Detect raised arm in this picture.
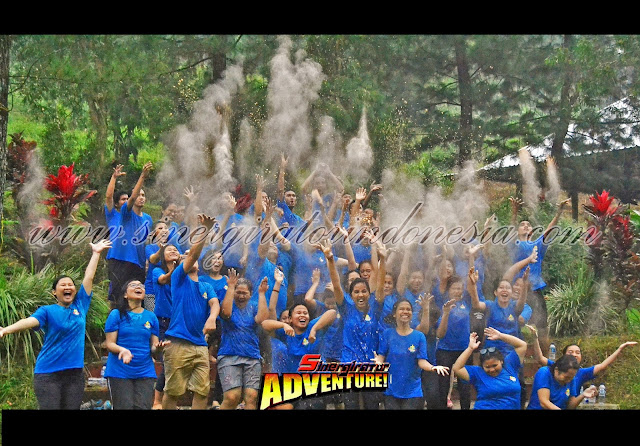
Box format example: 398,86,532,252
303,268,322,313
127,161,152,210
468,266,485,312
277,153,288,202
255,276,270,325
183,214,216,274
526,324,548,366
82,239,112,295
514,267,530,316
308,309,337,344
436,299,456,339
220,268,239,319
453,332,481,382
105,164,126,211
484,326,527,363
593,341,638,376
543,198,571,239
374,242,388,304
267,269,285,321
254,174,266,225
318,239,344,306
502,246,538,283
415,294,434,335
338,226,357,273
396,243,417,294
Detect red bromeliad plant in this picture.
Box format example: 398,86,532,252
42,163,97,227
583,190,622,279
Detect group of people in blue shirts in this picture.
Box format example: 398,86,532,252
0,159,636,411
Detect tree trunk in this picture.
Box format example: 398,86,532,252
550,35,574,164
455,37,473,167
0,35,12,223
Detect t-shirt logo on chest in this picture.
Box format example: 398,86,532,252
508,314,515,321
73,309,80,316
303,338,309,346
144,321,151,329
364,314,371,322
509,376,516,382
203,292,208,299
408,344,416,353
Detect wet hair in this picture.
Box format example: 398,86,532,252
158,243,181,273
549,353,579,375
288,301,312,317
383,298,414,326
201,249,227,275
349,277,371,295
358,259,373,272
480,346,504,364
446,275,464,291
52,275,75,291
114,190,128,205
235,278,253,294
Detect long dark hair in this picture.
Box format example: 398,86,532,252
117,279,141,321
549,353,579,375
158,243,181,274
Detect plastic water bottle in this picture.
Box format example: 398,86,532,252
549,343,556,361
598,384,606,405
100,365,107,386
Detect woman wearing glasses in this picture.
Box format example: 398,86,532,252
103,279,166,409
451,327,528,410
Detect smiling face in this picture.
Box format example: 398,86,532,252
351,281,370,312
511,278,524,300
207,252,224,274
125,280,145,303
290,304,310,333
54,277,77,306
554,367,578,385
393,300,413,325
564,345,583,364
448,280,464,301
164,245,181,264
481,357,503,377
494,280,513,305
234,283,251,306
443,260,454,279
409,271,424,294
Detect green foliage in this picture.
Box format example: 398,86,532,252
0,366,38,410
546,263,621,337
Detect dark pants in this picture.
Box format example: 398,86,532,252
384,395,424,410
343,390,381,410
33,368,85,410
436,349,472,410
421,369,440,409
108,377,155,410
108,259,145,307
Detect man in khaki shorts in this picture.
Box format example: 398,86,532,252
162,215,220,410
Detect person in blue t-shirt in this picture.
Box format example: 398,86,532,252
527,354,595,410
435,275,473,410
104,164,128,302
509,196,570,357
0,239,111,410
529,327,638,399
262,301,337,409
375,298,449,410
161,214,220,410
107,162,154,310
217,268,270,410
149,242,182,409
320,238,386,410
104,278,163,409
452,327,528,410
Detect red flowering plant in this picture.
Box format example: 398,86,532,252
583,190,622,279
42,163,97,228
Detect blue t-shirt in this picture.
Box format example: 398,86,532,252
274,316,329,373
199,275,229,304
509,235,549,291
379,328,428,399
455,253,486,303
104,204,121,261
31,285,92,374
271,338,289,374
378,291,401,333
247,257,288,320
464,350,522,410
291,244,331,296
337,293,382,362
144,245,161,295
436,301,471,352
547,360,596,395
483,300,521,354
276,199,306,234
217,301,261,359
104,309,159,379
315,301,344,362
107,203,153,268
165,264,217,346
152,268,173,319
527,365,573,410
214,213,247,269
